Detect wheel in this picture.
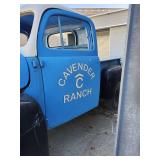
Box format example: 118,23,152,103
20,94,49,156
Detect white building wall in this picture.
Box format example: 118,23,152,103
96,29,110,60
109,25,127,59
90,9,128,60
91,9,128,30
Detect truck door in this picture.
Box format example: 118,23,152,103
37,9,100,128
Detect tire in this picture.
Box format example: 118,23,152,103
20,94,49,156
112,82,120,111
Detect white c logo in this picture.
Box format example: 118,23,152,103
75,74,84,89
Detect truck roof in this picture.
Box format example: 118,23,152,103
20,4,73,57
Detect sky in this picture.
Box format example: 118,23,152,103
20,4,129,9
63,4,129,8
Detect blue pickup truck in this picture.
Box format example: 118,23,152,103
20,4,121,155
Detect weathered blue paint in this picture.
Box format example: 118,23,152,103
38,9,100,128
37,9,98,57
21,8,100,129
23,57,46,116
38,56,100,128
20,54,29,89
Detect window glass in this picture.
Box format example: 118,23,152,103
60,16,89,50
63,32,75,46
44,15,90,50
20,13,34,47
44,16,60,48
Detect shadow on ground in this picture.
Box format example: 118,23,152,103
48,100,118,156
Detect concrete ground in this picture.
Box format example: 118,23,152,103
48,100,118,156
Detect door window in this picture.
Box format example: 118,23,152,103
44,15,90,50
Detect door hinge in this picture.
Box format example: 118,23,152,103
40,60,45,68
32,60,38,68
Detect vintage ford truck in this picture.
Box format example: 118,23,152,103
20,4,121,155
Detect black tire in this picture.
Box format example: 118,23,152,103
112,82,120,111
20,94,49,156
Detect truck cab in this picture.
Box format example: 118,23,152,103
20,4,121,156
21,4,100,129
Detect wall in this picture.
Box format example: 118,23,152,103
90,9,128,60
96,29,110,60
109,25,127,59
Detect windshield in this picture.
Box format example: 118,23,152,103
20,13,34,47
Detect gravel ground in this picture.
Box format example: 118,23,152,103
48,100,118,156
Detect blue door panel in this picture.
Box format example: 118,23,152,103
39,56,100,128
37,8,100,129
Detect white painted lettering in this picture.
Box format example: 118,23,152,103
66,66,73,74
63,72,70,80
64,94,70,103
88,67,92,76
77,63,83,70
58,63,96,87
75,74,84,89
58,79,66,86
83,64,88,71
71,93,76,101
72,63,77,72
63,88,92,104
91,73,95,79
